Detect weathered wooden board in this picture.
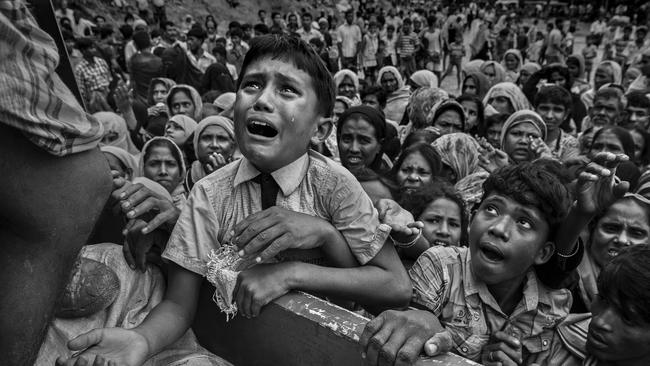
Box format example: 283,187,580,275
192,281,481,366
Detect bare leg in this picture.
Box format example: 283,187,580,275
0,124,112,365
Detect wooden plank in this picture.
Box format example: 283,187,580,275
192,280,481,366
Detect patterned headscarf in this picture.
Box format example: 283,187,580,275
483,82,532,112
410,70,439,88
407,87,449,129
480,61,507,87
432,133,483,181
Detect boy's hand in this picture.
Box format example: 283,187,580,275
234,262,295,318
481,331,523,366
359,309,448,366
376,199,424,242
55,328,149,366
477,137,509,173
233,207,331,263
576,152,630,216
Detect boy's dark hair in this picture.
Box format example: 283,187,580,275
238,34,335,118
230,28,243,38
534,85,573,114
627,91,650,110
387,24,395,31
302,12,313,20
481,163,571,233
599,244,650,324
212,44,227,58
361,85,387,109
254,24,270,35
133,30,152,51
403,18,412,25
399,180,469,245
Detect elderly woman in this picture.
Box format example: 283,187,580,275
377,66,411,122
501,49,523,83
581,60,623,109
483,81,531,115
185,116,237,190
333,69,360,102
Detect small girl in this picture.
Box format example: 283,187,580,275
398,181,468,259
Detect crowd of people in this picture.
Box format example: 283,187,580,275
4,0,650,365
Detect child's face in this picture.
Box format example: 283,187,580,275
536,102,567,132
164,120,188,146
587,290,650,363
589,200,650,269
396,151,433,190
567,61,580,78
469,193,552,286
419,197,462,247
234,57,325,172
486,121,503,149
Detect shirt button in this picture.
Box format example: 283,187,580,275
461,347,468,353
542,339,549,346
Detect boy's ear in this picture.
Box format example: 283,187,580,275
534,241,556,266
311,116,334,145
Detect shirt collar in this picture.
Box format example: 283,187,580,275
233,154,309,196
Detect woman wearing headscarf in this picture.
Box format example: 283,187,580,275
164,114,198,147
186,116,236,190
95,111,140,155
462,59,484,78
431,133,484,184
333,69,361,102
100,146,139,181
166,84,204,122
377,66,411,123
479,60,506,87
623,66,642,92
409,70,439,89
426,99,467,136
581,60,623,109
469,21,489,60
200,62,235,96
499,110,548,164
567,54,590,95
501,49,523,83
138,136,187,209
402,87,449,142
337,105,391,175
461,72,491,100
138,77,176,138
517,62,541,88
483,82,531,115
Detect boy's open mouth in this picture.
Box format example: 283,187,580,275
479,243,505,262
247,121,278,138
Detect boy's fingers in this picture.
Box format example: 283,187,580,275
360,314,385,348
394,337,425,366
424,330,454,356
237,219,283,256
68,329,102,351
143,210,177,233
233,210,274,240
123,238,137,269
257,233,292,263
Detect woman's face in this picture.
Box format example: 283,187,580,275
396,151,433,190
103,152,129,180
549,71,567,88
333,101,347,122
503,122,541,163
338,76,357,99
589,131,626,159
504,54,518,71
143,145,183,193
624,70,639,89
483,64,496,83
170,91,195,118
433,110,464,135
489,96,515,114
594,65,614,90
338,117,381,172
197,125,236,164
152,83,169,104
380,72,399,94
567,61,580,78
590,200,650,268
165,120,188,146
419,197,463,247
461,100,479,130
463,77,477,96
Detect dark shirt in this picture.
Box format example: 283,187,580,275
129,51,164,104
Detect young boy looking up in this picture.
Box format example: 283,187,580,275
58,35,411,365
360,162,573,365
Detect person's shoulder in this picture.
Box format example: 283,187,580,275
420,245,469,266
306,150,357,186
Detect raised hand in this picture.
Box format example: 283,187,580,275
477,137,509,173
575,152,630,216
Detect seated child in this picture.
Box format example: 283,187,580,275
361,162,573,365
57,34,411,365
544,244,650,366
